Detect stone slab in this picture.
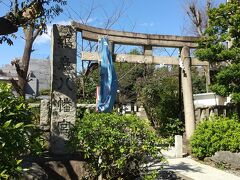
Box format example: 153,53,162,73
210,151,240,170
50,24,77,154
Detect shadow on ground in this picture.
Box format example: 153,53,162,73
165,162,203,173
22,154,88,180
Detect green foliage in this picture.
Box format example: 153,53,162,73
136,67,184,139
0,82,43,179
30,106,40,125
210,63,240,102
0,35,14,46
116,62,154,104
1,0,67,45
26,97,40,104
68,113,165,179
115,48,154,104
77,70,99,104
190,115,240,159
16,0,67,34
195,0,240,103
191,67,206,94
39,88,50,96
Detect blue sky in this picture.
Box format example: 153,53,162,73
0,0,225,67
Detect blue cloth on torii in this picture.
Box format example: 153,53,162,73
97,38,118,112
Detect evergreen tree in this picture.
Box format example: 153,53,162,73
195,0,240,103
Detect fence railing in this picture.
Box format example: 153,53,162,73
30,103,239,124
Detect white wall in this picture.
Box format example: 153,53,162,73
193,93,230,107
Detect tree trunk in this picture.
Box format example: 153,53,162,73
12,27,34,97
20,29,34,97
11,26,40,97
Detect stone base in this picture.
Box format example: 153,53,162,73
22,155,89,180
210,151,240,170
182,133,191,155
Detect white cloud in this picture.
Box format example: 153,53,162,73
35,20,71,44
35,32,51,44
141,22,154,27
82,17,95,24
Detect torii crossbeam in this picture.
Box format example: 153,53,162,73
72,21,199,48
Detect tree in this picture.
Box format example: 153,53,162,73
77,70,99,104
191,67,206,94
6,0,67,97
136,66,184,139
186,0,212,37
115,49,154,105
185,0,213,37
0,1,44,37
0,1,44,45
195,0,240,104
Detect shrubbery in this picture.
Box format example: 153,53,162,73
39,88,50,96
136,67,184,143
190,115,240,159
68,113,165,179
0,83,43,179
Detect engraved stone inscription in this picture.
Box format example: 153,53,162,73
57,119,73,135
50,24,77,154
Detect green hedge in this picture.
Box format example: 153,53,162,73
190,115,240,159
0,83,43,179
68,113,165,180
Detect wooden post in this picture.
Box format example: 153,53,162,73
181,46,195,140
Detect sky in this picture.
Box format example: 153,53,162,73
0,0,226,68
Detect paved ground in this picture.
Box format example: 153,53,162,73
160,147,240,180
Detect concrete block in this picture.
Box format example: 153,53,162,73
175,135,183,158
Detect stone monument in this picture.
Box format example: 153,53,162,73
50,24,77,154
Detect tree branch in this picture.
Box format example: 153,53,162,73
10,78,22,95
33,28,41,41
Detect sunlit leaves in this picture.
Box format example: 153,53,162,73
0,82,43,179
191,115,240,159
68,113,165,179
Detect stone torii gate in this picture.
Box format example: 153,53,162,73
49,22,209,154
72,21,209,138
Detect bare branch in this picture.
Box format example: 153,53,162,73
183,0,214,37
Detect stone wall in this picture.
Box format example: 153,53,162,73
195,104,237,123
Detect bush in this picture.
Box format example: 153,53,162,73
0,83,43,179
136,67,184,142
190,115,240,159
68,113,165,180
159,118,184,145
39,88,50,96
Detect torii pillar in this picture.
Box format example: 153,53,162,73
181,46,195,141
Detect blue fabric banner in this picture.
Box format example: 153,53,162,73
97,38,118,112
